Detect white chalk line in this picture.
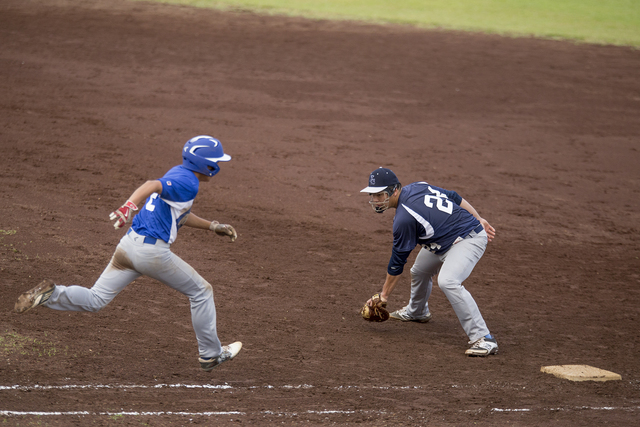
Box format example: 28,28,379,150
2,383,638,417
491,406,640,413
2,407,639,418
0,411,243,416
0,410,367,417
0,383,420,392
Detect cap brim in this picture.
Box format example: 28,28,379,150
360,186,388,193
206,154,232,163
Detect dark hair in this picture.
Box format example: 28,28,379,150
384,183,401,196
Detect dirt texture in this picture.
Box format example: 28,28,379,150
1,0,640,425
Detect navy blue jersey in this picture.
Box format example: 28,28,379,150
131,166,199,244
388,182,480,275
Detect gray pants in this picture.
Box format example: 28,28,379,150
407,230,490,343
45,230,222,358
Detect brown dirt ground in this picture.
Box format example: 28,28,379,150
1,0,640,425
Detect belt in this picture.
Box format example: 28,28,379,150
127,228,158,245
143,236,157,245
465,223,484,239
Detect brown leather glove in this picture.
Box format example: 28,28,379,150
360,293,389,322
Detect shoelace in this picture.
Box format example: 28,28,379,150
468,338,486,346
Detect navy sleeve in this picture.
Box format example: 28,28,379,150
441,188,462,205
387,248,413,276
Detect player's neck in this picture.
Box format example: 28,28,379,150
193,171,211,182
389,188,401,209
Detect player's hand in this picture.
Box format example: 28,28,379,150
479,218,496,242
109,200,139,229
210,222,237,242
367,293,387,307
361,293,389,322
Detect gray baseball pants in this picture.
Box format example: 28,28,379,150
44,229,223,358
406,229,491,343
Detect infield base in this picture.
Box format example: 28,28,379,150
541,365,621,382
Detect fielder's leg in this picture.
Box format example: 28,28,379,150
406,247,442,317
437,231,491,343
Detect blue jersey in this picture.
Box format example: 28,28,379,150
388,182,480,275
131,166,200,244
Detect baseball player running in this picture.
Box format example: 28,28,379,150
15,135,242,371
361,167,498,356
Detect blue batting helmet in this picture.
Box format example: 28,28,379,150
182,135,231,177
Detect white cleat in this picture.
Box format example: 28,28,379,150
465,337,499,356
199,341,242,371
14,279,56,314
389,306,432,323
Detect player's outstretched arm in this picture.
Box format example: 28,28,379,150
127,180,164,208
109,180,163,229
459,198,496,242
184,213,237,242
367,273,402,306
380,273,402,302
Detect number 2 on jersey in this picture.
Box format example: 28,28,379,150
424,187,453,214
145,193,159,212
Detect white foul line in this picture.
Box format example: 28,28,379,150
2,383,639,417
1,407,639,418
0,383,419,392
0,410,368,417
491,406,639,412
0,411,243,416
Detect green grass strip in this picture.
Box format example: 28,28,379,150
1,331,67,357
138,0,640,47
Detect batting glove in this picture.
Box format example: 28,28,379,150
109,200,139,229
209,221,237,242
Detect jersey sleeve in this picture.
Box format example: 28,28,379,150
438,187,462,205
387,248,412,276
158,169,199,203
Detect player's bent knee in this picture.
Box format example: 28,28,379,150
410,267,431,280
87,293,115,312
437,275,461,291
188,281,214,304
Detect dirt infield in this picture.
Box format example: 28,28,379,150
1,0,639,425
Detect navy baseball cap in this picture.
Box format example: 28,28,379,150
360,167,400,193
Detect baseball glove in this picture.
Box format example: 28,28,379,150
360,293,389,322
